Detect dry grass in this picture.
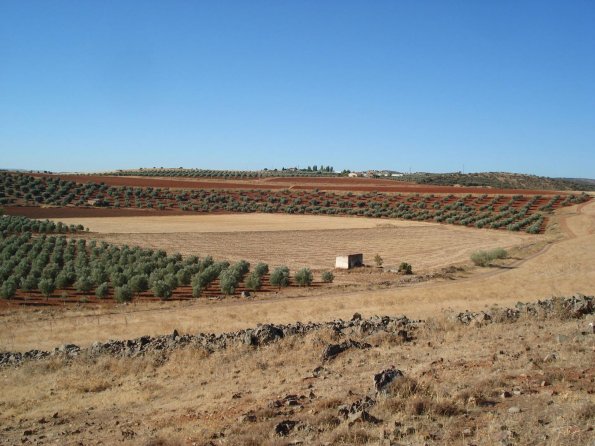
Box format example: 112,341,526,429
1,309,593,445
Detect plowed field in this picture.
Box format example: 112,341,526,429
34,173,563,194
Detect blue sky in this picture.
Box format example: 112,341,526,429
1,1,594,177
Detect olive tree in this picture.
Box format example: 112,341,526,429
95,282,109,299
152,280,172,299
270,266,290,288
0,278,17,299
75,276,93,293
39,278,55,299
321,271,334,283
115,285,133,303
295,268,313,286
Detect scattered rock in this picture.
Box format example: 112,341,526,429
348,410,382,426
270,395,306,409
238,413,257,423
275,420,298,436
311,366,329,377
322,339,371,361
338,396,377,419
247,324,284,346
374,367,404,393
508,406,521,414
455,295,593,326
462,427,475,437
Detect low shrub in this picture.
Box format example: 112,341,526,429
321,271,334,283
471,248,508,267
398,262,413,275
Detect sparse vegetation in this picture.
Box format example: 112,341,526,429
398,262,413,275
374,254,384,268
471,247,508,267
321,271,334,283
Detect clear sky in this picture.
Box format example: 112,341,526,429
1,1,594,177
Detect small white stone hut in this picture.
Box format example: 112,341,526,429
335,253,363,269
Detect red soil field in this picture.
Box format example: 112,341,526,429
0,278,317,309
31,174,288,191
261,176,417,186
33,173,564,195
3,206,227,219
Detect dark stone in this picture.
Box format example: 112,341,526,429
322,339,371,361
251,324,284,346
338,396,377,419
348,410,382,426
275,420,298,436
374,367,404,393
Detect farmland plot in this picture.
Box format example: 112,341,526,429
74,214,535,271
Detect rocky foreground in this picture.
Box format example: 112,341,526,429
1,294,593,446
2,294,592,367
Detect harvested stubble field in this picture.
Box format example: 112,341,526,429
69,214,535,271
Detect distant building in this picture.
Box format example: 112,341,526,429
335,254,364,269
348,172,359,178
